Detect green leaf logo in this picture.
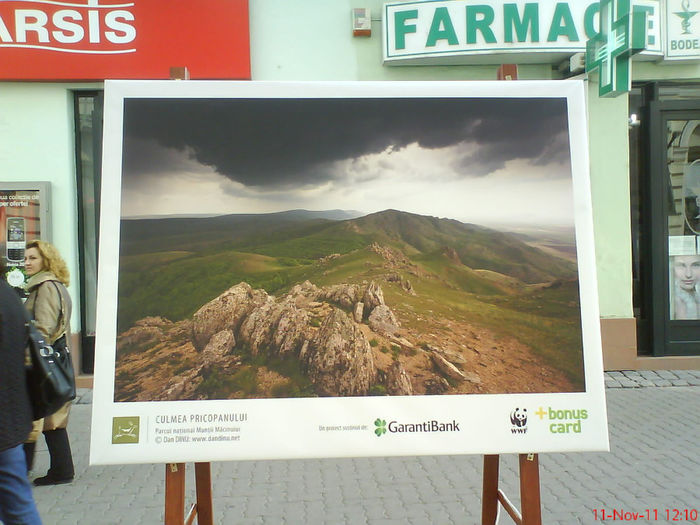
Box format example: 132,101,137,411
374,418,387,437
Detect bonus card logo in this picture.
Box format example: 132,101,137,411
112,416,140,444
535,406,588,434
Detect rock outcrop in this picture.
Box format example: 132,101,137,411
368,305,400,336
187,280,399,397
118,276,481,401
191,282,269,351
385,361,413,395
430,351,467,381
400,279,416,295
202,329,236,362
117,324,163,354
424,377,450,394
430,350,481,385
319,283,363,310
362,281,385,312
303,308,375,396
353,302,364,323
442,246,462,265
370,243,411,266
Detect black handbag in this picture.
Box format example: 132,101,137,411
24,281,76,420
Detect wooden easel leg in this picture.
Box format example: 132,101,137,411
519,454,542,525
482,455,500,525
194,462,214,525
165,463,186,525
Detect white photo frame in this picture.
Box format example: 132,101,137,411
90,80,608,465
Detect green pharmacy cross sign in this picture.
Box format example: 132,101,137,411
585,0,648,97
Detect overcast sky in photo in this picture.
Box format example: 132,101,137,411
120,96,575,227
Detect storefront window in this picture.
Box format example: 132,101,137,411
74,91,102,373
667,121,700,320
630,81,700,356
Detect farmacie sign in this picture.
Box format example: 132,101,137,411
383,0,661,64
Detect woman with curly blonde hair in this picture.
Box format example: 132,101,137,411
23,240,75,486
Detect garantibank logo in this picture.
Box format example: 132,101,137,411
0,0,136,55
374,418,387,437
535,406,588,434
373,417,460,437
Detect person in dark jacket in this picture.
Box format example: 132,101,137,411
0,259,42,524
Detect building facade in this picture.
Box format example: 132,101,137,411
1,0,699,383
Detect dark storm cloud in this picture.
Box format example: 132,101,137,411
121,136,206,177
451,127,571,175
122,97,569,187
533,129,571,166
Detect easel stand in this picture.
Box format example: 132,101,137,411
161,67,211,525
164,463,214,525
482,454,542,525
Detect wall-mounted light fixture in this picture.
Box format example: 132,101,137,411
352,8,371,37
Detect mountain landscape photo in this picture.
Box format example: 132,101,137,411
114,209,584,401
113,93,584,401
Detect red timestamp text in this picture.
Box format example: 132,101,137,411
592,508,698,521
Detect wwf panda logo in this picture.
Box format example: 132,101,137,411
510,408,527,428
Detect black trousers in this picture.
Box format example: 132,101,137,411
24,429,74,479
23,441,35,473
43,428,74,479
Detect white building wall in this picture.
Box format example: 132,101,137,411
3,2,700,332
0,82,91,329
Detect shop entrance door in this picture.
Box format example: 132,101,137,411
648,101,700,356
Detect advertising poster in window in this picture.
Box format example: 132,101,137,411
668,158,700,320
0,184,49,288
90,80,608,465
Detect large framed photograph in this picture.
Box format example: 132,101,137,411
90,80,608,465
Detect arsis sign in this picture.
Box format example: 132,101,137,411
0,0,250,80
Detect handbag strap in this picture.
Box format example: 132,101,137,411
21,296,46,351
36,280,67,344
51,281,67,343
21,293,35,330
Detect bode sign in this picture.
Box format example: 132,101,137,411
383,0,661,64
0,0,250,80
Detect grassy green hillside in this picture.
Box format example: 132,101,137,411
120,210,362,256
346,210,575,283
115,209,583,387
116,210,577,326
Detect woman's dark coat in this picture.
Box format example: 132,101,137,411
0,279,33,451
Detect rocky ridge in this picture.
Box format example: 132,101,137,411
115,278,488,401
115,238,579,402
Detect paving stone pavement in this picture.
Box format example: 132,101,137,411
604,369,700,389
25,377,699,525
